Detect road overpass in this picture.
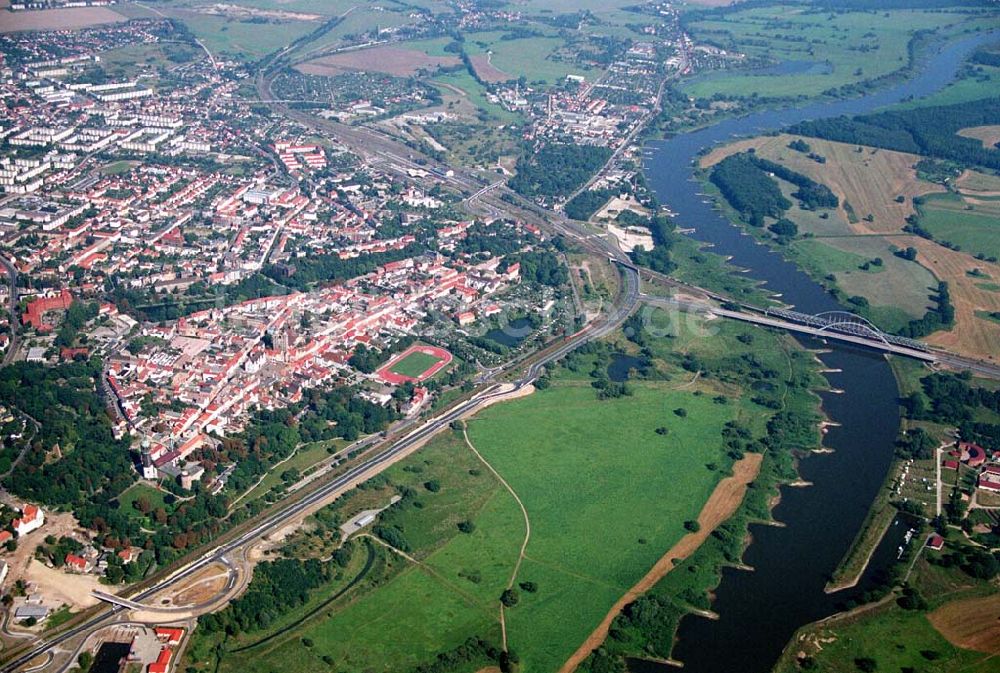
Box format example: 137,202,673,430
639,293,1000,378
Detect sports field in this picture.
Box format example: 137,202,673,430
377,344,452,384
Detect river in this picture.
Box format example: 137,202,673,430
639,29,1000,673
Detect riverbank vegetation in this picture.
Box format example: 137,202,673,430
576,311,825,672
774,548,1000,673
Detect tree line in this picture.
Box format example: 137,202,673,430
710,151,837,229
901,370,1000,451
789,99,1000,171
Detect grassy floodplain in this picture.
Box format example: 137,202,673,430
184,306,825,673
681,7,969,100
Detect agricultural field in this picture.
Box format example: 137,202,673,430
958,125,1000,150
957,170,1000,195
120,2,318,61
681,7,962,100
916,192,1000,261
0,6,125,32
462,30,597,85
700,133,1000,359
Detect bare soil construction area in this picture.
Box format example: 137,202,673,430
155,563,231,608
559,452,764,673
297,47,460,77
0,6,125,32
23,559,103,610
928,593,1000,654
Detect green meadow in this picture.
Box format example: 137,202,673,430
917,193,1000,261
185,309,818,673
682,8,974,100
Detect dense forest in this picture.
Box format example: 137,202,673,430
564,188,615,220
508,143,612,199
710,152,837,228
710,153,791,227
0,360,136,510
789,99,1000,171
198,557,332,633
515,250,569,287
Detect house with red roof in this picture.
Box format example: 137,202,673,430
942,459,959,471
148,646,172,673
65,554,90,573
21,289,73,332
927,534,945,551
960,441,987,468
154,626,184,645
13,504,44,536
977,465,1000,493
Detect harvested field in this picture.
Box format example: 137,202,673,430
702,132,1000,360
0,6,124,32
699,136,772,168
909,237,1000,360
469,53,509,83
297,46,460,77
928,593,1000,654
702,134,945,235
957,125,1000,150
956,169,1000,196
